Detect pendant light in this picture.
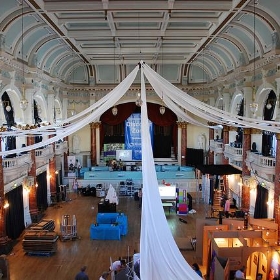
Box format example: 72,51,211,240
19,0,28,111
112,37,118,115
159,36,165,114
249,0,258,118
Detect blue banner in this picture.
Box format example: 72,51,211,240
125,113,153,160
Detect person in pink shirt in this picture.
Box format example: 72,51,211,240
224,197,231,218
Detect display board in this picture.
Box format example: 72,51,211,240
116,149,132,161
158,185,176,200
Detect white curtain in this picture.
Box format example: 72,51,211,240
139,65,201,279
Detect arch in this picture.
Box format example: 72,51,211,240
230,90,244,115
34,91,48,123
255,83,277,120
1,85,24,124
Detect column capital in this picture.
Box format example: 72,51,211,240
276,133,280,141
207,122,217,126
223,125,230,132
177,121,188,129
243,128,251,135
90,122,101,129
251,128,262,134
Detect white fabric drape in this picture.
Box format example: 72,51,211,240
1,61,280,156
0,65,139,156
139,65,201,280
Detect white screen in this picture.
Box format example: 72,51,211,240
158,185,176,200
116,150,132,161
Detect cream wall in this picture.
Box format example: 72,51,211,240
69,124,91,154
187,124,209,151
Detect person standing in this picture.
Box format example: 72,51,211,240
138,188,142,208
192,263,202,277
75,159,81,178
73,178,79,196
75,266,89,280
224,197,231,218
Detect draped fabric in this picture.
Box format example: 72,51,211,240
1,62,280,156
139,66,201,279
254,184,268,219
5,185,25,239
37,172,48,211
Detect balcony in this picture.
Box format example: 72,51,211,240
246,151,276,181
2,153,32,184
35,145,55,168
209,139,223,154
224,144,243,165
55,141,68,155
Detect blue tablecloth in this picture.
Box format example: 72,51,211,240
96,213,128,235
90,224,120,240
97,213,119,224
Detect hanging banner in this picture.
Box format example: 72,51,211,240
125,113,153,160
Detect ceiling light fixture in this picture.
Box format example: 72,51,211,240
135,92,143,107
112,37,118,116
112,106,118,116
19,0,28,111
159,37,165,115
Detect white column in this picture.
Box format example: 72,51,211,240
23,88,34,124
243,87,253,118
47,92,55,123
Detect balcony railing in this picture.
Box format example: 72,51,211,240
246,151,276,168
55,141,68,155
209,139,223,153
2,153,32,169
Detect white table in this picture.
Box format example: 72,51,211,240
162,202,173,214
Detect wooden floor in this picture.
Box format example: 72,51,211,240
7,193,210,280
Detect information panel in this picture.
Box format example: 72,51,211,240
125,113,153,160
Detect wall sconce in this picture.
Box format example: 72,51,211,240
0,197,9,209
55,170,59,175
68,101,76,116
55,107,61,114
1,101,12,112
3,201,9,209
20,86,28,111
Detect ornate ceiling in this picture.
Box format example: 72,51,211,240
0,0,280,87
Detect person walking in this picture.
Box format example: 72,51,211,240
138,188,142,208
75,266,89,280
192,263,202,277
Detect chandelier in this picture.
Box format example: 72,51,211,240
249,1,258,118
135,93,143,107
20,86,28,110
112,106,118,116
20,1,28,111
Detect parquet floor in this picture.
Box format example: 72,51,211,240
7,193,210,280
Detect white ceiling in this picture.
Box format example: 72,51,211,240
1,0,280,86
